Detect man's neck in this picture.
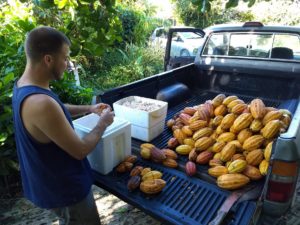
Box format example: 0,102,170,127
18,64,50,89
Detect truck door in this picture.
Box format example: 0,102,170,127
164,28,205,71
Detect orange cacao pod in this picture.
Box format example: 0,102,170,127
250,98,266,119
173,129,187,144
243,165,263,180
141,167,151,176
182,126,193,136
162,149,178,160
167,137,179,149
231,153,246,161
250,119,263,132
183,138,195,147
124,155,137,164
130,166,144,176
183,107,197,116
214,104,227,116
162,158,178,168
237,128,253,144
179,113,191,125
217,174,250,190
246,149,264,166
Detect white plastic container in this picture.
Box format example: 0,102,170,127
73,113,131,175
113,96,168,142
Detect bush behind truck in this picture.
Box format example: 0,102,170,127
91,22,300,225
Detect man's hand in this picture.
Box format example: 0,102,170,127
90,103,112,116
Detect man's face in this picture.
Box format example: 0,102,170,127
50,44,70,81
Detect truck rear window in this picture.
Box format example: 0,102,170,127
202,32,300,61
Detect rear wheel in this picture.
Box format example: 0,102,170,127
180,49,190,56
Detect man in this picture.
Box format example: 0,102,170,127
12,26,114,224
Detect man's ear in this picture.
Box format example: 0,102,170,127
43,54,53,67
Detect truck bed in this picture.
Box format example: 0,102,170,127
93,89,292,225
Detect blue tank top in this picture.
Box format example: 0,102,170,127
12,82,93,209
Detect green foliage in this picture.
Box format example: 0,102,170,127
172,0,254,28
80,43,164,90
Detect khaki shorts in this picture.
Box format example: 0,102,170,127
51,189,101,225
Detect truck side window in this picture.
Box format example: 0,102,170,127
272,34,300,60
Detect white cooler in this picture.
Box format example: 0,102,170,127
113,96,168,142
73,113,131,175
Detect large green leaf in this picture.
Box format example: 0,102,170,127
3,72,14,86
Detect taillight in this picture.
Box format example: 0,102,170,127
266,160,298,202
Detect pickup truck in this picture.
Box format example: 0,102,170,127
92,22,300,225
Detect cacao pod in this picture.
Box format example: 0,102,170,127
231,113,253,133
227,99,245,111
261,120,281,139
189,120,208,131
176,144,193,155
246,149,264,166
141,167,151,176
193,127,213,140
130,166,144,176
237,128,253,144
223,95,238,106
173,129,187,144
262,110,283,125
250,119,263,132
150,147,166,163
243,165,263,180
162,158,178,168
250,98,266,119
194,137,215,151
214,104,227,116
220,143,236,162
196,150,213,164
185,161,197,176
228,159,247,173
182,126,193,136
259,159,269,176
220,113,237,130
140,179,166,194
142,170,163,181
127,176,141,191
188,148,198,161
162,149,178,160
217,132,236,143
209,158,224,167
212,94,226,107
212,142,226,153
264,141,273,161
243,135,264,151
167,137,179,149
231,103,248,115
217,174,250,190
208,166,228,178
124,155,137,164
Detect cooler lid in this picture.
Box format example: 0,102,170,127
73,113,130,137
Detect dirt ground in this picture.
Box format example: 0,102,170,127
1,184,300,225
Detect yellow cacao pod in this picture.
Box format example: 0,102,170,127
231,153,246,161
208,166,228,178
250,119,263,132
261,120,281,139
237,128,253,144
246,149,264,166
223,95,238,106
141,167,151,176
264,141,273,161
216,125,225,135
243,135,264,151
181,126,193,136
194,137,215,151
220,113,237,130
262,110,283,125
212,94,226,107
140,147,151,159
228,140,243,152
220,143,236,162
212,142,226,153
193,127,213,140
259,159,269,176
183,138,195,147
162,149,178,160
176,145,193,155
217,174,250,190
228,159,247,173
214,152,221,159
142,170,163,181
227,99,245,111
212,115,223,128
173,128,187,144
209,158,224,167
217,132,236,143
250,98,266,119
140,179,166,194
231,113,253,133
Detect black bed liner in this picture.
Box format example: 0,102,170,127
93,89,292,225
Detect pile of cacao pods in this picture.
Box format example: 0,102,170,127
165,94,292,190
140,143,179,168
115,155,167,194
127,166,166,194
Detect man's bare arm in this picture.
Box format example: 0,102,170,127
64,103,111,117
